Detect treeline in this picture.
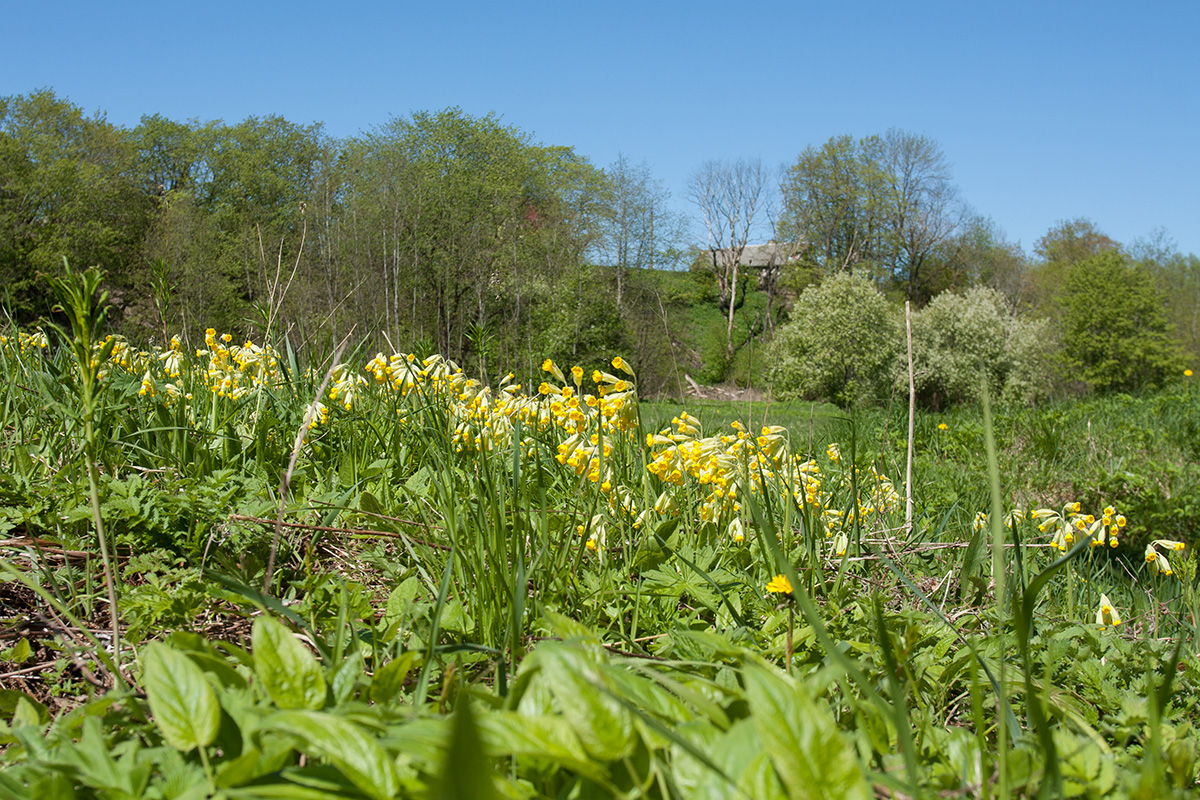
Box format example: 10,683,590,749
3,90,1196,402
0,90,691,392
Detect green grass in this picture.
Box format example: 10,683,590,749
1,285,1198,798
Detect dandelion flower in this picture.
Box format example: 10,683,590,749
937,422,948,431
766,574,793,595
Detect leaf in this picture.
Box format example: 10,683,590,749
535,642,634,762
435,700,500,800
475,710,602,779
252,616,327,710
141,642,221,752
741,661,870,800
0,689,48,725
262,710,400,800
369,651,417,705
4,638,31,664
330,649,365,704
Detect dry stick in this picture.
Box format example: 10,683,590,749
263,337,349,595
904,300,916,536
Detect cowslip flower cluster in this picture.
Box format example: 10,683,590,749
1029,503,1126,551
645,414,901,549
196,329,282,399
0,329,49,354
1144,538,1186,577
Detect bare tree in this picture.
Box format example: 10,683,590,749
687,157,768,355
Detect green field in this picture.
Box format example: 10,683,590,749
1,270,1198,798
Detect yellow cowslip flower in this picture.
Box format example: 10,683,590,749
1096,593,1121,630
611,355,634,376
1152,538,1186,552
831,532,849,558
1146,544,1174,576
541,359,565,384
766,574,793,595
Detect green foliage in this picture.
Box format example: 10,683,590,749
911,286,1052,407
0,91,151,321
1060,251,1184,392
768,271,901,406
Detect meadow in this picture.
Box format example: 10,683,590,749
0,268,1197,799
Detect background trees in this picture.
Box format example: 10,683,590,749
778,129,964,301
0,91,151,319
2,89,1196,403
592,154,686,310
687,158,769,356
1059,251,1183,392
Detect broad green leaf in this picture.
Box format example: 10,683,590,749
141,642,221,752
1,690,48,727
262,710,400,800
475,710,602,779
741,661,870,800
536,643,634,761
4,638,31,664
252,617,326,710
369,651,417,705
215,741,295,789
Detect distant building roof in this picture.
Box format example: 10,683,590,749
707,241,798,267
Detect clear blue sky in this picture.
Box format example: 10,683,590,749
5,1,1198,257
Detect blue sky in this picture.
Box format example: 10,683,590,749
5,1,1198,257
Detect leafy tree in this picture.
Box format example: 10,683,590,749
1059,251,1183,392
937,215,1030,303
0,90,151,320
767,272,900,407
1028,217,1119,315
778,135,890,279
877,128,964,301
910,287,1051,408
1130,228,1200,365
778,130,964,301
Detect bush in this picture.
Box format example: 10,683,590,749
768,272,900,407
910,287,1052,408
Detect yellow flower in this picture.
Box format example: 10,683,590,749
937,422,948,431
612,355,634,376
1096,593,1121,629
766,574,793,594
1186,369,1194,377
541,359,565,383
